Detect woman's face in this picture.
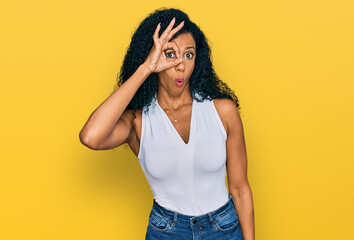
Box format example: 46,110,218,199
157,32,196,92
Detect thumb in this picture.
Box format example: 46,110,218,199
173,58,184,66
165,58,184,69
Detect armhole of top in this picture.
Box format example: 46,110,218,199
137,108,145,159
211,99,228,139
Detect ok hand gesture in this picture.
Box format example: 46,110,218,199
142,17,185,73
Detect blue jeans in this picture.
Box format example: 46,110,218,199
145,194,243,240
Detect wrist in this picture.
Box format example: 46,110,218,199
139,63,153,75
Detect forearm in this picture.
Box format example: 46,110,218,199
230,186,255,240
79,64,151,147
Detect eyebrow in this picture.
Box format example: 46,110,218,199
165,46,195,51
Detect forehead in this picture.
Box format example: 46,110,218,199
171,32,196,47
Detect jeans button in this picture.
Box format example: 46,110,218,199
193,219,197,224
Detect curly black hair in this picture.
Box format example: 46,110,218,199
113,7,241,118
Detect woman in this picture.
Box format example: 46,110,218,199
79,8,255,240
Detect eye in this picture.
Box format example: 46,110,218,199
165,51,176,58
185,52,194,59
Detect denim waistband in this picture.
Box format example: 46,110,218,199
151,194,236,227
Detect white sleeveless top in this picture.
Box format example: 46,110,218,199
137,92,229,216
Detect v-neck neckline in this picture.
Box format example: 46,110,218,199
155,96,194,146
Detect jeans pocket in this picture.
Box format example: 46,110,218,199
148,209,171,232
214,208,239,232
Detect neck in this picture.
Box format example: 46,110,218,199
156,87,193,111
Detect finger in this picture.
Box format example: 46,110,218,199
161,42,180,59
166,21,185,42
168,58,184,68
159,17,176,40
153,23,161,42
161,50,166,60
167,42,180,59
175,58,184,65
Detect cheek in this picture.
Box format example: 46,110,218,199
158,69,171,79
157,69,175,85
188,63,195,75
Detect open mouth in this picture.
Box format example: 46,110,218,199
175,78,184,87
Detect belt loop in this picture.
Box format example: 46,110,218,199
170,211,178,228
208,212,214,223
174,211,178,222
208,212,216,229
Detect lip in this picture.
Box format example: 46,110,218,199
175,78,184,87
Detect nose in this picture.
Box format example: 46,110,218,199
176,58,185,72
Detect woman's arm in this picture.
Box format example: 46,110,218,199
79,18,185,150
79,65,151,150
215,98,255,240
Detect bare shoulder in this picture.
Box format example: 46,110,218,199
212,98,241,136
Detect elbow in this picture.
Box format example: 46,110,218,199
229,182,252,197
79,131,100,150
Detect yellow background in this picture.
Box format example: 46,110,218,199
1,0,353,239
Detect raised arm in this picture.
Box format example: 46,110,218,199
79,65,151,150
79,17,185,150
